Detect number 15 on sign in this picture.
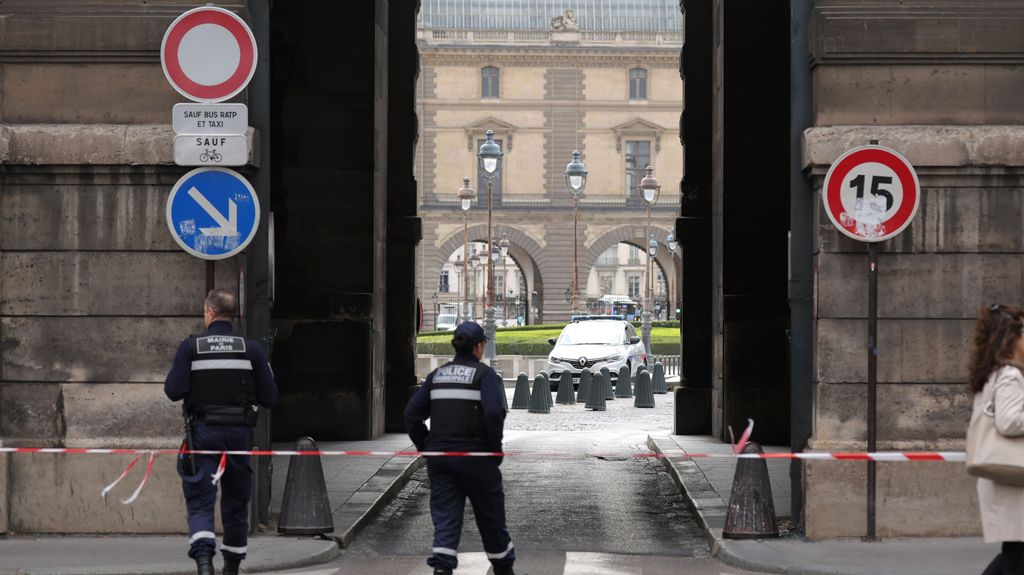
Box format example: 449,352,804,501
822,145,920,243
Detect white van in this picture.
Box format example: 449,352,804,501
435,313,458,331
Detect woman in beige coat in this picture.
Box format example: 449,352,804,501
969,304,1024,575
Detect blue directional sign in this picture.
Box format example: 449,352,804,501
166,167,260,260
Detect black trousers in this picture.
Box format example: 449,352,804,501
983,542,1024,575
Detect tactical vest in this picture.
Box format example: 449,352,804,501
428,358,489,441
184,329,256,413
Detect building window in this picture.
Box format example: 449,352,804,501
627,274,641,300
495,274,505,300
625,140,651,196
628,245,642,266
482,66,500,99
629,68,647,100
599,274,614,295
439,271,450,293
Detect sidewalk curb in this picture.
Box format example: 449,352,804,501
333,453,425,548
647,436,788,575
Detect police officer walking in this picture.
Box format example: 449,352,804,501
405,322,516,575
164,289,278,575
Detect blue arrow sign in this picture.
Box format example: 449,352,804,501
166,167,260,260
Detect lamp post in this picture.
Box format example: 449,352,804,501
564,150,588,316
476,248,489,320
477,130,503,361
639,165,661,360
498,233,510,325
666,230,678,319
457,177,474,323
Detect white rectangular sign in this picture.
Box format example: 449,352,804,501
173,134,249,166
172,103,248,135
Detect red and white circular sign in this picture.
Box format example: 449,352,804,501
161,6,257,103
822,145,920,243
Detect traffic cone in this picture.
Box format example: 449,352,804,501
616,365,632,398
556,370,575,404
576,368,592,403
634,370,655,408
653,362,668,394
723,442,779,539
586,372,607,411
277,437,333,535
511,372,530,409
528,374,550,414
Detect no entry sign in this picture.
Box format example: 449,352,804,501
161,6,257,103
822,145,920,243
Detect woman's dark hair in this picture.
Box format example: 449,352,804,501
451,332,476,355
968,304,1024,394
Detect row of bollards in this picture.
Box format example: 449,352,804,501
510,361,670,413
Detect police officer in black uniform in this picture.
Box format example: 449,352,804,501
164,289,277,575
405,322,516,575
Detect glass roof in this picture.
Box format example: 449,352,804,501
420,0,683,33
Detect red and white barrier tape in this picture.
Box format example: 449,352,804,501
0,446,968,461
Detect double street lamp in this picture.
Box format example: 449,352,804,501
564,150,588,315
639,165,661,359
457,177,474,323
477,130,503,361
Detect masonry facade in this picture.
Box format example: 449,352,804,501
416,13,683,327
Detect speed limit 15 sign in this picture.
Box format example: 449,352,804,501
821,145,920,243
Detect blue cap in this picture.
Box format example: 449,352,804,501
453,321,487,344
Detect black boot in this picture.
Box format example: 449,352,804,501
493,563,516,575
223,557,241,575
194,554,214,575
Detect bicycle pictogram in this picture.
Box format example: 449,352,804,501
199,149,222,163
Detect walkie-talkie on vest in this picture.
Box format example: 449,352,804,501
180,405,199,478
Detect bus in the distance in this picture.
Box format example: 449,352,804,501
591,294,639,321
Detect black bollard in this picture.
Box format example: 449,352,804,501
576,368,592,403
528,374,551,414
511,372,531,409
723,442,779,539
556,370,576,404
585,372,607,411
652,362,668,394
615,365,632,398
278,437,334,535
634,370,655,408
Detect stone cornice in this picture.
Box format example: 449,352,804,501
803,125,1024,169
0,124,259,166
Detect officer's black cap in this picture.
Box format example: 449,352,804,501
453,322,487,344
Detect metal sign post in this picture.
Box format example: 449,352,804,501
821,142,920,541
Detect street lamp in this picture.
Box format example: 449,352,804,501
638,165,661,360
498,233,511,325
666,230,678,318
457,177,474,323
564,149,588,315
666,230,678,255
477,130,503,361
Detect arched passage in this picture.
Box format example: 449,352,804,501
583,225,680,320
426,224,546,329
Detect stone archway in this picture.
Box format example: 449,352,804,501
425,223,547,329
582,224,679,316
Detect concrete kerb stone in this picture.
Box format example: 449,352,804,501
332,453,426,548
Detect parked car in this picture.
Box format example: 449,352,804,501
546,318,645,389
435,313,458,331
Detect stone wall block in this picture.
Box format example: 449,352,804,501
818,319,973,383
813,383,972,444
805,459,979,539
9,455,186,533
0,383,62,445
1,317,201,383
5,124,127,165
817,253,1021,318
123,125,174,166
2,184,179,251
1,252,238,316
62,384,182,448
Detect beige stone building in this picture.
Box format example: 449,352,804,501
415,4,683,328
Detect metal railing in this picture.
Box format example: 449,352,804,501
652,354,681,377
419,29,683,46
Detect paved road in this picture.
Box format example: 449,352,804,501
265,391,766,574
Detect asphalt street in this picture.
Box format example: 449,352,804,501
263,390,768,574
